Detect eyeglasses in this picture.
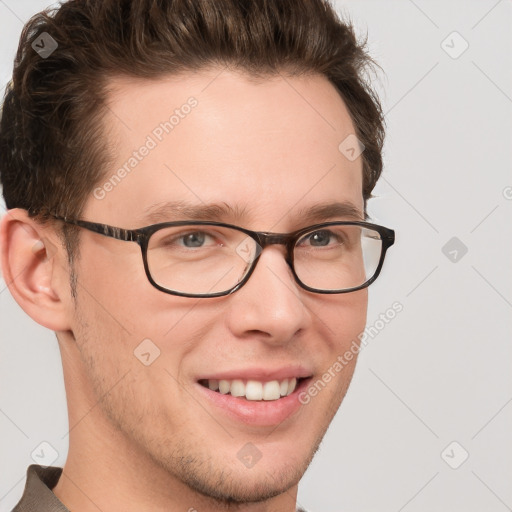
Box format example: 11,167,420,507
51,215,395,298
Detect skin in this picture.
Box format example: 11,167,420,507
1,68,367,512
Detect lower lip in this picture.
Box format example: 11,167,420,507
195,378,311,427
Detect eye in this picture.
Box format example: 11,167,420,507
157,230,219,250
299,229,340,247
180,231,210,248
309,230,331,246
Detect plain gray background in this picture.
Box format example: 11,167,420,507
1,1,511,511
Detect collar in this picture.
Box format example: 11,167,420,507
13,465,69,512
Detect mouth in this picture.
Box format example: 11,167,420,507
195,374,313,426
198,377,306,401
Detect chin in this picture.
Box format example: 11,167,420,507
147,435,315,506
182,461,303,505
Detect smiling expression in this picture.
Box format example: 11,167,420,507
65,67,368,503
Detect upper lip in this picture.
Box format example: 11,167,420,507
196,365,313,382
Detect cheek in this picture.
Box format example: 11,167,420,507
71,288,190,431
77,242,183,337
306,289,367,398
71,255,218,398
314,288,368,347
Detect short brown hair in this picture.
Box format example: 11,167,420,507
0,0,384,246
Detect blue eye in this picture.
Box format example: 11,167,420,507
299,229,340,247
181,232,207,247
307,230,332,246
157,231,218,250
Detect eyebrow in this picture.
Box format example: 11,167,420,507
296,201,365,223
138,200,364,226
139,201,251,224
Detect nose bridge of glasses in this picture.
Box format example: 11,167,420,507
240,233,295,277
253,231,296,249
251,232,296,262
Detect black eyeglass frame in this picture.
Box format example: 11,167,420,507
51,215,395,298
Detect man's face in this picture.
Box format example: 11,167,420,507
67,69,367,502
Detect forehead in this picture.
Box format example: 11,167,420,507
87,68,364,229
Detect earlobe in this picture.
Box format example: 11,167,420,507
0,208,72,331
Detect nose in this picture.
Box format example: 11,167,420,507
224,245,312,344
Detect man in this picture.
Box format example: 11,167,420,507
0,0,394,510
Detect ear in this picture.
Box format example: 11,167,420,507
0,208,73,331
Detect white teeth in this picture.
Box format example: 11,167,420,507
219,380,230,394
287,378,297,396
246,380,263,400
203,377,300,400
230,379,245,397
263,381,281,400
